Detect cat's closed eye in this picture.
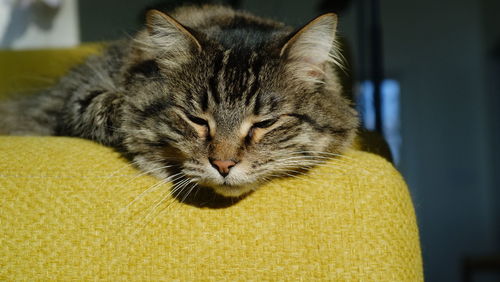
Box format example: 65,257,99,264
253,118,278,129
247,118,279,140
185,114,210,138
187,114,209,127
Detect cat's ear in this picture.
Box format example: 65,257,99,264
280,13,339,83
145,9,202,53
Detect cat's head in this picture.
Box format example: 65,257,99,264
121,7,357,197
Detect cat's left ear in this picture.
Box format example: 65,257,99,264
280,13,339,82
146,9,202,53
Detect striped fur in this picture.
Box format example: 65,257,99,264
0,5,358,198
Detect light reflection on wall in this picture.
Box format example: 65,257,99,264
357,79,401,164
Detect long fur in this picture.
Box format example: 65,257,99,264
0,5,358,198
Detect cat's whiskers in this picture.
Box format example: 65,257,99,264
278,160,352,175
280,153,354,166
129,177,193,234
120,164,175,187
156,177,191,207
264,160,351,186
267,171,315,183
109,164,176,201
290,150,358,161
96,159,143,193
178,181,198,205
119,172,184,214
143,178,193,220
161,178,194,209
272,149,351,159
289,150,368,172
103,159,141,178
271,153,359,174
253,155,351,185
263,169,333,188
275,157,351,169
271,153,351,168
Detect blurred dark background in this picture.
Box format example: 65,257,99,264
7,0,500,280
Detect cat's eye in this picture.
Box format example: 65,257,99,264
246,118,279,142
253,118,278,129
187,114,209,127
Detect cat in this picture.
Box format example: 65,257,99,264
0,5,358,198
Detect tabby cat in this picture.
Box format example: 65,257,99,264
0,5,357,197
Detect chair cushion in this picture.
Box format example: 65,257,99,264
0,136,422,280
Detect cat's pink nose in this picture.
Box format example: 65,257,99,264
210,159,237,177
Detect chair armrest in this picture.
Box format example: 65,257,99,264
0,136,423,280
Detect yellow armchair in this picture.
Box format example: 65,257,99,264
0,46,423,280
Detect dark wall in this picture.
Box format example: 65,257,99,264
78,0,227,42
383,0,499,280
79,0,158,42
481,0,500,253
373,0,498,280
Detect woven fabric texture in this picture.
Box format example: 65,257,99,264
0,44,102,97
0,137,422,280
0,46,423,280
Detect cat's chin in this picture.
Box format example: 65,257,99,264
209,184,256,198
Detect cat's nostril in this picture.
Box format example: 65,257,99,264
210,159,237,177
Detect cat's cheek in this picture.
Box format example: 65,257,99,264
193,165,225,186
133,155,170,179
223,165,255,186
248,127,266,144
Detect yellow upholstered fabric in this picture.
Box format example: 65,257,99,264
0,137,422,280
0,46,423,280
0,44,103,98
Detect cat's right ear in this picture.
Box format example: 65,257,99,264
145,9,202,53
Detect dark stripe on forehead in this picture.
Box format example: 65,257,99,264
185,89,194,104
253,91,262,115
269,96,279,112
245,56,263,106
287,113,351,135
131,98,172,119
223,50,252,102
125,59,161,85
156,116,184,137
150,115,186,137
226,49,250,70
200,90,209,111
144,136,179,147
208,52,223,104
253,94,281,116
127,59,160,77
